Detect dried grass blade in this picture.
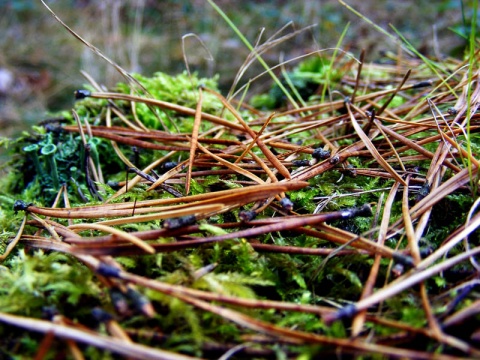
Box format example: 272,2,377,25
40,1,144,92
347,103,407,186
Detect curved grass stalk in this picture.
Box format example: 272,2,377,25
207,0,299,110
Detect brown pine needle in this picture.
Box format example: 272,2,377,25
196,142,265,184
88,91,245,132
347,103,407,186
235,112,276,164
351,183,400,336
97,203,224,226
0,311,198,360
68,223,155,254
0,216,27,261
146,160,188,192
202,86,291,179
402,175,421,263
186,87,204,195
377,69,411,115
326,245,480,327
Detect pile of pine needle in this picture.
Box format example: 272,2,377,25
1,3,480,360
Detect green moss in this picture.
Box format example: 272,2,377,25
0,250,101,315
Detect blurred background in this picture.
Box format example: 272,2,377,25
0,0,472,137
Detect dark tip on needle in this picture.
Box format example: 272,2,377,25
163,215,196,230
412,80,432,89
336,303,358,320
126,288,156,317
96,262,121,278
447,107,458,116
312,148,331,160
393,253,415,268
74,89,91,100
353,204,373,217
323,303,358,325
91,307,113,323
280,197,294,212
107,180,120,190
239,210,257,222
161,161,178,172
292,159,310,167
13,200,31,213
